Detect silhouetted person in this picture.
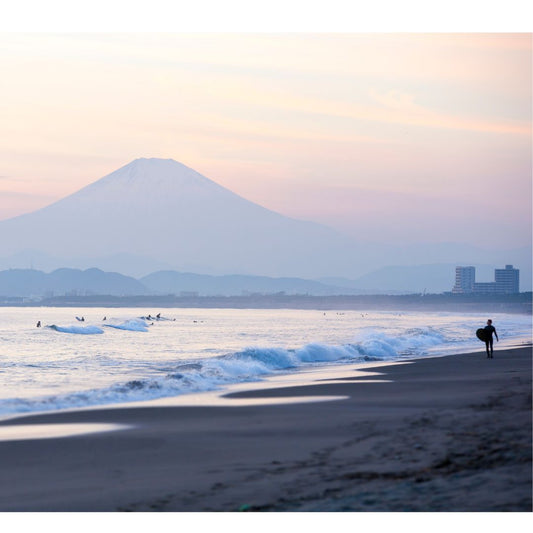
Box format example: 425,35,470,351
156,313,161,319
103,316,107,321
484,319,499,358
36,321,41,328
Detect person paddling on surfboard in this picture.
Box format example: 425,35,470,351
484,319,499,359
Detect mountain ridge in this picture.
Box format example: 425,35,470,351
0,158,530,287
0,158,358,278
0,267,366,298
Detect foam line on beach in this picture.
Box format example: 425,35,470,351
102,362,399,408
0,423,132,442
0,330,440,416
2,328,528,417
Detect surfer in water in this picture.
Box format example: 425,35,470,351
36,321,41,328
484,319,499,358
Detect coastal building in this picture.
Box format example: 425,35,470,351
452,264,520,294
472,282,500,294
495,265,520,294
452,266,475,293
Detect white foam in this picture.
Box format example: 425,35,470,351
46,324,104,335
3,312,529,417
103,318,149,332
0,329,446,415
0,423,130,441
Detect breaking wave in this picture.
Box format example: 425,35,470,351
0,328,445,415
46,325,104,335
103,319,150,332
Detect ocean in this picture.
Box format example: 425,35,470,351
0,307,530,417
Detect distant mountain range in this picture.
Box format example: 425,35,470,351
0,158,530,290
0,267,360,298
1,263,528,299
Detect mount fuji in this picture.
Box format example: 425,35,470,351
1,158,530,288
0,158,362,278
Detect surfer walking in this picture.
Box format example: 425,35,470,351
484,319,499,359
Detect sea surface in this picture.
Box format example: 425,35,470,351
0,307,530,417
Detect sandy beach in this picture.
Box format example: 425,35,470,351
0,345,530,512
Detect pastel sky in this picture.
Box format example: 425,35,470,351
0,32,531,247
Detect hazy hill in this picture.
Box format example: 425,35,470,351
0,268,357,298
0,268,148,297
0,249,174,279
0,268,360,298
140,270,356,296
357,264,457,293
0,269,49,297
321,264,472,294
319,263,532,294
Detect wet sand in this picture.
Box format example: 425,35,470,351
0,346,530,512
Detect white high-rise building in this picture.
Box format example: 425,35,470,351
452,266,475,293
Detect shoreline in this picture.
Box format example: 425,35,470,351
0,345,530,511
0,337,529,425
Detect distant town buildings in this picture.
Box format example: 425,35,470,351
452,265,520,294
